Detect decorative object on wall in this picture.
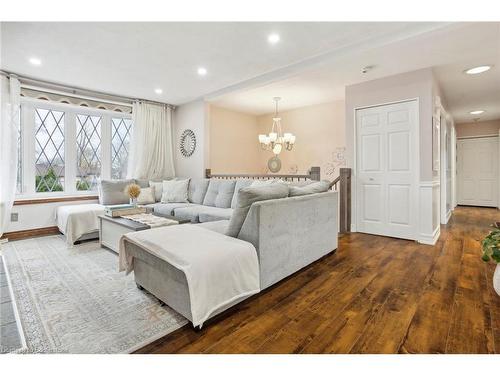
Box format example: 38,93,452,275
325,147,347,177
267,156,282,173
288,164,298,174
432,115,440,171
258,97,296,155
180,129,196,157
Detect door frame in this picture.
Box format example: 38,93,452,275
352,98,420,240
456,135,500,208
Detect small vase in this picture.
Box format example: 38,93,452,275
130,197,138,207
494,264,500,297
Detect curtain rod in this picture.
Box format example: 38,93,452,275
0,70,176,110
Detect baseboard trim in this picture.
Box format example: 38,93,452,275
14,195,98,206
418,226,440,246
1,226,60,241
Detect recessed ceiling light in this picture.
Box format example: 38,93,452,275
268,33,280,44
464,65,492,75
197,67,207,76
29,57,42,66
154,88,163,95
469,110,485,115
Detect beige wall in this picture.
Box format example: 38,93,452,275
209,105,262,174
257,101,346,180
455,119,500,138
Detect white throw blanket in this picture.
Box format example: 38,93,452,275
119,225,260,327
55,204,105,245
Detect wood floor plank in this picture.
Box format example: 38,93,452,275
399,237,464,353
135,206,500,354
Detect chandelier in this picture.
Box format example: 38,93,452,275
258,97,295,155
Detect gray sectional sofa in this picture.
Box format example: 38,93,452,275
123,187,339,326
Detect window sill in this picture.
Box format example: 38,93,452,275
14,195,99,206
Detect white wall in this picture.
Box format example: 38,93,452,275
173,100,210,179
5,199,99,232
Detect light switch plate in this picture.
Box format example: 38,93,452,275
10,212,19,222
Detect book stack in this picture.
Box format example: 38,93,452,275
104,204,147,217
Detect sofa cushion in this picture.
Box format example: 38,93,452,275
188,178,210,204
99,179,135,205
226,183,289,238
173,206,205,223
289,180,330,197
161,179,190,203
198,207,233,223
231,179,253,209
250,179,285,187
196,220,229,235
135,179,151,188
137,186,156,205
202,179,236,208
146,202,196,216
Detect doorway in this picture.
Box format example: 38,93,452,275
457,136,499,207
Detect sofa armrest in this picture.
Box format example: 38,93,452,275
238,191,338,289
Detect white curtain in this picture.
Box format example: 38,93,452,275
127,102,176,180
0,75,21,238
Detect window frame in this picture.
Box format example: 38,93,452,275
17,97,132,199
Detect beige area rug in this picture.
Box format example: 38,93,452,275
0,235,187,353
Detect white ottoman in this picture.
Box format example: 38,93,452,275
56,203,105,245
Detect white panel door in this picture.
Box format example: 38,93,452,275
356,100,418,240
457,137,498,207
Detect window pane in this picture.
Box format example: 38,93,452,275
35,108,65,192
76,114,102,191
111,117,132,179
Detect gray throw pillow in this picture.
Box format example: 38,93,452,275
226,183,289,238
231,179,253,208
99,179,135,205
288,180,331,197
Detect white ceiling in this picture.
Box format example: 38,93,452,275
1,22,498,123
209,23,500,123
1,22,444,105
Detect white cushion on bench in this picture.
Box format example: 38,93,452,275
56,203,105,245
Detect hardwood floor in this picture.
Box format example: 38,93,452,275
135,206,500,354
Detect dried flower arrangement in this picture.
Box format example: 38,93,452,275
124,183,141,199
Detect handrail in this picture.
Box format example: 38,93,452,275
205,166,321,181
329,175,341,190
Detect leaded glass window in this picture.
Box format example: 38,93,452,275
35,108,65,192
76,114,101,191
111,117,132,179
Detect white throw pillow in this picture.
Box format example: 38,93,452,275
149,181,164,202
250,179,284,187
137,186,156,205
161,179,190,203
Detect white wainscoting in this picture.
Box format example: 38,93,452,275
419,181,441,245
